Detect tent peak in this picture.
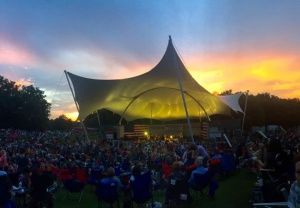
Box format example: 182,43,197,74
66,37,232,122
168,35,173,45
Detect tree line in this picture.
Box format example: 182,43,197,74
220,90,300,129
0,75,299,131
0,76,50,130
245,93,300,129
0,75,76,131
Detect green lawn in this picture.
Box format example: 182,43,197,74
54,169,256,208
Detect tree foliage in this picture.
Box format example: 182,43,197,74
219,89,233,95
0,75,50,130
48,115,74,130
217,90,300,129
84,109,123,127
238,92,300,129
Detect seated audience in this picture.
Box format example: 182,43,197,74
288,160,300,208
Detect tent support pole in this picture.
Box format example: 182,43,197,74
96,110,101,129
96,110,102,139
64,70,90,141
149,103,153,138
241,90,249,137
171,36,194,144
118,87,209,126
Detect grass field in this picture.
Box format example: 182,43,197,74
54,169,256,208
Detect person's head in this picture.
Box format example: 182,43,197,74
296,161,300,183
172,161,184,172
165,155,174,165
132,162,142,175
106,167,115,177
195,156,204,167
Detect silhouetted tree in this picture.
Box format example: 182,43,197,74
0,75,50,130
237,91,300,129
85,109,124,128
219,89,233,95
48,115,74,130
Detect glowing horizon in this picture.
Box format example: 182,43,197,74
1,40,299,121
0,0,299,120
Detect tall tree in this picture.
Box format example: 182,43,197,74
219,89,233,95
0,76,20,128
19,85,51,130
0,75,51,130
49,115,74,130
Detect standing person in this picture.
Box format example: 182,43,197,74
100,167,122,189
17,150,29,174
188,156,218,198
0,150,8,170
165,161,190,207
197,144,209,166
288,161,300,208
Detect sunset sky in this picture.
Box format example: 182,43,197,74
0,0,300,120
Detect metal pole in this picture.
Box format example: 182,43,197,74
96,110,103,139
171,36,194,144
64,70,90,141
96,110,101,129
149,103,153,138
150,103,153,125
241,90,249,137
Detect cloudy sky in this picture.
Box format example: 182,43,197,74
1,0,300,120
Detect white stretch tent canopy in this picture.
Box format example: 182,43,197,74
66,37,232,122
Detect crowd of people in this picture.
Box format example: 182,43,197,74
238,129,300,207
0,127,299,207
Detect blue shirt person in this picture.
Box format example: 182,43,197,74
288,161,300,208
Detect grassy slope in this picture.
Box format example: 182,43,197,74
54,169,256,208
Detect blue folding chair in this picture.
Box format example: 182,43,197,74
0,173,16,208
95,179,119,208
191,171,218,198
191,172,211,194
88,168,103,185
0,183,12,208
220,153,236,175
63,179,85,202
165,175,190,207
130,171,153,206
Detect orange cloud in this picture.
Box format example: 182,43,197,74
50,108,78,121
15,78,33,86
50,100,78,120
185,51,300,98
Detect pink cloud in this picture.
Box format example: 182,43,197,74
0,38,36,66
